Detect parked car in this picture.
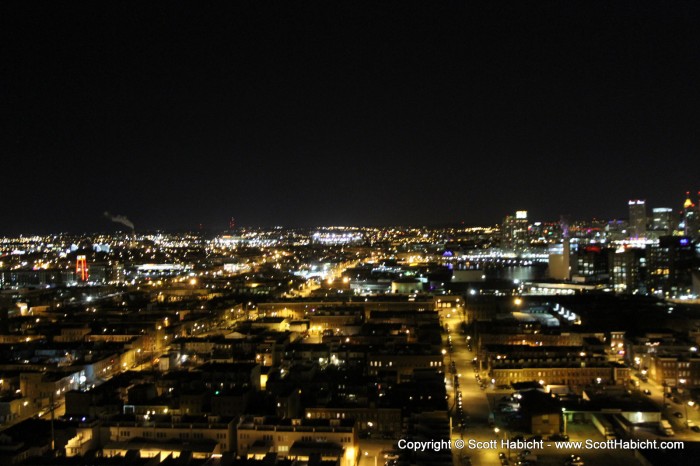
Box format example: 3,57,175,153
564,454,585,466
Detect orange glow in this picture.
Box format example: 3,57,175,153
76,255,88,281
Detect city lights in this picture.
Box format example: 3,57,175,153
1,2,699,464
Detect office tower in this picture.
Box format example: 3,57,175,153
609,247,645,294
682,192,700,238
651,207,677,235
574,245,609,283
501,210,529,252
628,200,647,238
647,236,696,296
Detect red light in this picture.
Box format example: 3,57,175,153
76,255,88,281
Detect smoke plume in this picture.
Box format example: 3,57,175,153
104,211,135,231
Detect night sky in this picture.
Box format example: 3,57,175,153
2,1,700,234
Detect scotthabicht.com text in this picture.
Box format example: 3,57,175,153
397,438,684,452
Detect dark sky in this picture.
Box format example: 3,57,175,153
2,1,700,233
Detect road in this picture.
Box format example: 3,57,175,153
358,439,397,466
442,309,496,466
440,308,647,466
629,372,700,440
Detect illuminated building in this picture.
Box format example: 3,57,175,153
548,240,571,281
647,236,696,296
0,269,66,288
390,278,422,294
76,255,88,282
651,207,677,235
306,406,402,439
628,199,647,238
366,345,444,382
66,415,235,458
311,229,364,245
501,210,529,253
609,247,645,294
236,416,357,463
573,245,609,283
489,351,630,392
682,191,700,238
649,353,700,388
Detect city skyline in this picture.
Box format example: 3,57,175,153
1,190,698,236
3,3,700,462
3,1,700,233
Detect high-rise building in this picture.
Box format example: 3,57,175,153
628,200,647,238
647,236,696,296
573,245,609,283
609,248,645,294
682,192,700,239
651,207,677,235
501,210,529,252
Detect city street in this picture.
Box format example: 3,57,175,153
440,308,648,466
358,439,398,466
630,372,700,441
442,309,497,466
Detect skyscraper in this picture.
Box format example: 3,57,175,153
651,207,677,235
628,200,647,239
501,210,529,253
682,192,699,239
647,236,696,296
609,247,645,294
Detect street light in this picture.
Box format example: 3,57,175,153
442,348,452,364
495,427,510,459
562,407,567,436
686,401,694,426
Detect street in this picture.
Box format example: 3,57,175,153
439,308,648,466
